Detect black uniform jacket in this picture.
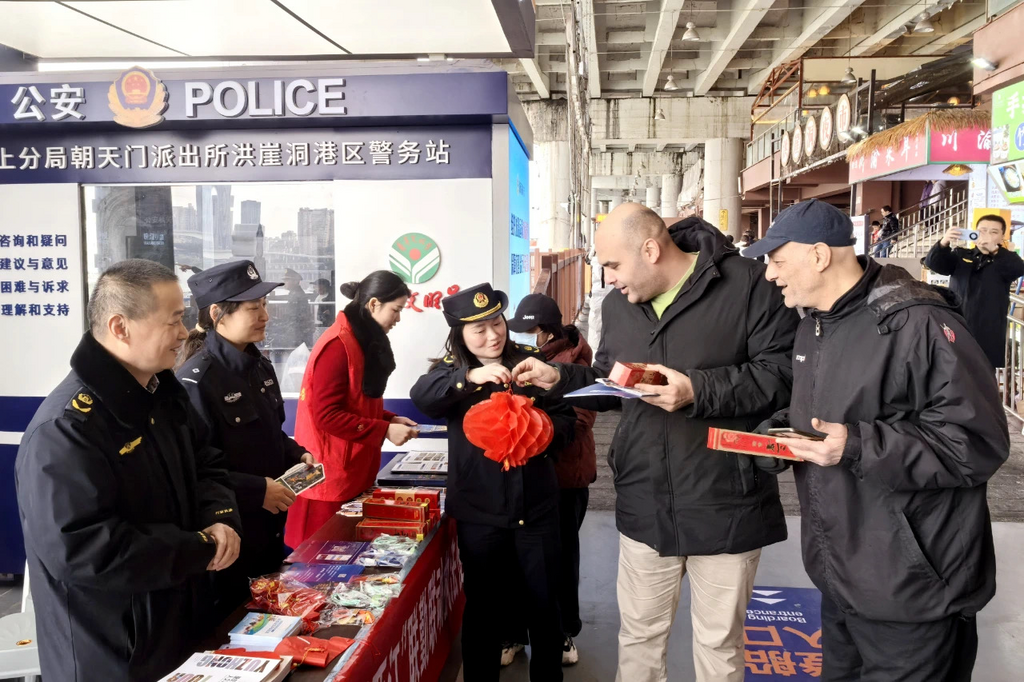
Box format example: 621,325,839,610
411,345,577,528
15,332,241,682
176,330,306,570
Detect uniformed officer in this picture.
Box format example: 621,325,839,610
176,260,314,618
15,258,242,682
410,283,578,682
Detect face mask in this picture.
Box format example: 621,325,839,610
510,331,539,348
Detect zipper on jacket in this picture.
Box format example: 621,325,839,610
807,315,840,603
815,316,822,337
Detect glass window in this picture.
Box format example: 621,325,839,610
83,182,336,393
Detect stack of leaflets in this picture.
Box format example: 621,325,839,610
158,653,293,682
228,612,303,649
276,462,326,495
391,451,447,474
564,378,657,400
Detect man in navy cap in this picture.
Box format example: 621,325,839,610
744,199,1009,681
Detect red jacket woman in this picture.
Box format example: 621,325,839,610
284,271,419,547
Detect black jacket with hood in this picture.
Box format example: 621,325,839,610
551,216,799,556
761,258,1008,623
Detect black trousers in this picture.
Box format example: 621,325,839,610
457,511,563,682
821,593,979,682
505,487,589,644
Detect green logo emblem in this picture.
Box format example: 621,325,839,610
389,232,441,284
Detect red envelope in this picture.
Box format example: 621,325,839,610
274,635,356,668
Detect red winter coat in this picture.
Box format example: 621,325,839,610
293,312,395,503
544,329,597,488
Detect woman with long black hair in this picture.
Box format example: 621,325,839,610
411,283,577,682
284,270,420,547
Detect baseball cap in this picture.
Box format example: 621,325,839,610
743,199,856,259
507,293,562,333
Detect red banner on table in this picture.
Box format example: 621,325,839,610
707,428,802,461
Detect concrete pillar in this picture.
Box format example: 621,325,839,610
645,186,660,214
530,140,571,252
703,138,744,239
661,175,682,218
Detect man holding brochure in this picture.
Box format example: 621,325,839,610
511,203,798,682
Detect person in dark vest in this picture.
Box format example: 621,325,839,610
16,259,241,682
176,259,315,619
925,214,1024,368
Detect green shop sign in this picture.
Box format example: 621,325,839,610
992,81,1024,164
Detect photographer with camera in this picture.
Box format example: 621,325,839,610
925,214,1024,368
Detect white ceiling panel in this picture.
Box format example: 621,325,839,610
0,2,181,58
65,0,344,56
279,0,510,54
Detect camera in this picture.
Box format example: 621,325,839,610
966,229,980,246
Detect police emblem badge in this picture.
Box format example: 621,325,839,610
108,66,168,129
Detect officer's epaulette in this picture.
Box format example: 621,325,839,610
64,389,96,422
513,343,543,357
179,353,213,385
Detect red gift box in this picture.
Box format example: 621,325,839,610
362,498,431,523
706,428,802,461
608,362,667,388
355,517,435,541
373,487,442,510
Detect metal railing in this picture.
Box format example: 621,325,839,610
1003,293,1024,426
881,189,969,260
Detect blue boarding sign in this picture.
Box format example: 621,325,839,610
744,586,823,680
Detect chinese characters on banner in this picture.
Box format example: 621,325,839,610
0,127,491,184
848,132,927,183
406,285,461,314
744,586,823,679
928,126,991,164
0,233,73,319
991,81,1024,164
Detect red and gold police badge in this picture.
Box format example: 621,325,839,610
107,66,168,129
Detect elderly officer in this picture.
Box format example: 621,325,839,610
16,259,242,682
176,260,314,618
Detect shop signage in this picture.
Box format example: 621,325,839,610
819,107,834,151
780,130,791,166
989,162,1024,204
0,126,491,184
836,95,851,135
1,70,509,128
848,131,927,183
389,232,441,284
992,81,1024,163
803,116,817,160
928,126,991,163
791,121,803,165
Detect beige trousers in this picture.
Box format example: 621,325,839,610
615,533,761,682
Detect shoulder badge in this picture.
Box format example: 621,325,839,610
119,436,142,456
71,392,93,413
942,323,956,343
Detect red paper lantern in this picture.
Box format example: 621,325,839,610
464,391,555,470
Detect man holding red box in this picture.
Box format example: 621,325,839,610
513,203,798,682
745,199,1009,681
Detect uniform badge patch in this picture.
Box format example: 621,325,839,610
224,392,242,403
942,324,956,343
72,393,93,413
264,379,274,387
119,436,142,456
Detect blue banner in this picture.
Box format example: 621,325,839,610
745,586,823,680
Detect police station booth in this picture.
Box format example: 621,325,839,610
0,65,534,574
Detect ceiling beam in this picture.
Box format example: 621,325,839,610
694,0,775,96
520,58,551,99
747,0,868,92
850,0,950,57
582,1,601,98
641,0,687,97
912,12,985,55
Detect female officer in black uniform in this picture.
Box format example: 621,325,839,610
176,260,313,618
411,283,577,682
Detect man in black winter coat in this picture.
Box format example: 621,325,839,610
512,203,798,682
745,199,1009,682
16,259,242,682
925,214,1024,368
